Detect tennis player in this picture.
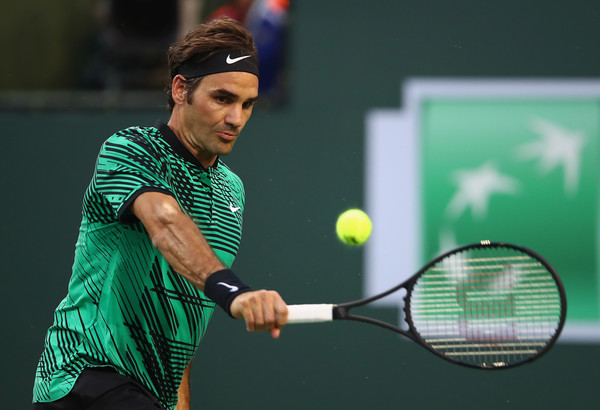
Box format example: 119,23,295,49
33,17,288,410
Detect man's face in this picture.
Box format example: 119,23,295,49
177,71,259,167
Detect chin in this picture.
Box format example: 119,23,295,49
219,142,236,155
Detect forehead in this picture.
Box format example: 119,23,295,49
199,71,259,98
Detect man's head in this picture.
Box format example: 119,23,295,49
166,17,260,168
166,17,259,111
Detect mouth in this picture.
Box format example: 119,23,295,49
216,131,238,142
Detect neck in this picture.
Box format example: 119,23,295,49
167,114,216,168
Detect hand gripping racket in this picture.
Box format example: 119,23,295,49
287,241,567,369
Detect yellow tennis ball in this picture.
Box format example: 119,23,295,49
336,209,372,246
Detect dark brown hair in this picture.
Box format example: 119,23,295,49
165,17,258,111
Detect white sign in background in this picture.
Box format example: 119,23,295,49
364,78,600,342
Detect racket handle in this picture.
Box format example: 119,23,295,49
287,304,334,324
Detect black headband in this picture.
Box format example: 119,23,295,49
175,49,259,79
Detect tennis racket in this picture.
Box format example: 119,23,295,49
287,241,566,369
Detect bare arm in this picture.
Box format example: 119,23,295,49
132,191,288,337
175,362,191,410
132,191,223,290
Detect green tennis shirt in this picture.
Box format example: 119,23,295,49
33,122,245,409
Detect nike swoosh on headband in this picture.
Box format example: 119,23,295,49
176,50,259,78
226,54,253,64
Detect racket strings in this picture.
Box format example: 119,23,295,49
409,246,562,368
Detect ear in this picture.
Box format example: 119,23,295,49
171,75,187,105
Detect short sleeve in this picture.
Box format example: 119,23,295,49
95,128,174,221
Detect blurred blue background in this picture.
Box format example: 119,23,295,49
2,1,600,409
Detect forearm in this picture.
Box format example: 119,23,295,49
133,192,288,336
152,213,223,289
133,192,223,290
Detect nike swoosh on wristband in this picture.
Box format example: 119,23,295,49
226,54,252,64
217,282,239,293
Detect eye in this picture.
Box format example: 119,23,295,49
242,100,256,110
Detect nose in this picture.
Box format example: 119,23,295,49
225,104,244,129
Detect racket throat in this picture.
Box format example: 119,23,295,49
332,305,350,320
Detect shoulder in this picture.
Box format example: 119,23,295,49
105,126,162,148
216,161,245,196
101,126,167,159
217,161,243,183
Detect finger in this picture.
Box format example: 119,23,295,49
261,292,277,331
270,292,288,339
251,293,267,331
270,327,281,339
242,297,255,332
275,297,289,327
